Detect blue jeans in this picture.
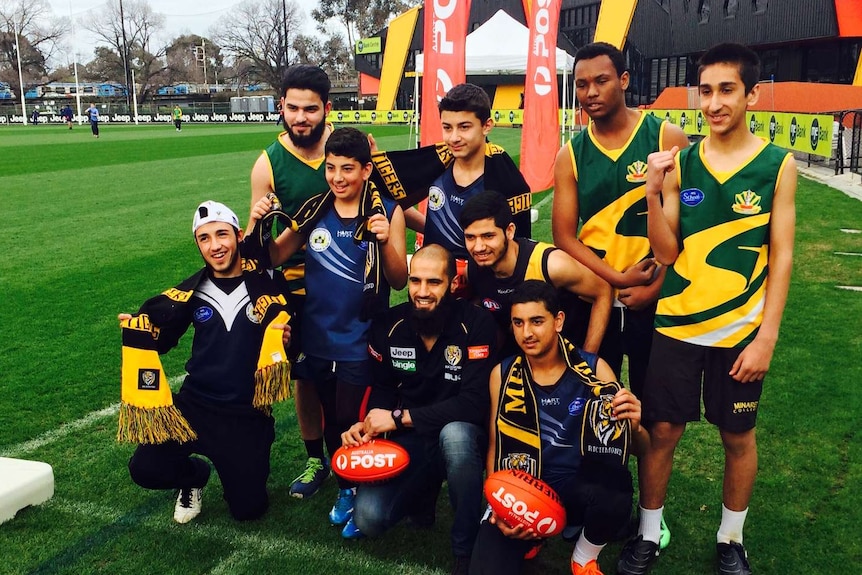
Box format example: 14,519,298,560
353,421,486,557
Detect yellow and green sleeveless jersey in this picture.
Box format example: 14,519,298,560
568,111,666,273
655,139,792,348
263,134,328,293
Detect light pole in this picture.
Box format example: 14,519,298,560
13,19,28,124
118,0,132,112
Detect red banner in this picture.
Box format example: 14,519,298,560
420,0,471,146
520,0,561,192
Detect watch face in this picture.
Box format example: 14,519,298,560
392,409,402,418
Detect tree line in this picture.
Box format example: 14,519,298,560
1,0,418,105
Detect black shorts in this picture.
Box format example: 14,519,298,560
642,332,762,432
293,354,372,387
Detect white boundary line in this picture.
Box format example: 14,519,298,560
839,228,861,234
834,251,862,256
1,375,185,459
836,286,862,292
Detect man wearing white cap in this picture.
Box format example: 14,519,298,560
120,201,291,523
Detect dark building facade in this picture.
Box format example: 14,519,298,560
358,0,862,107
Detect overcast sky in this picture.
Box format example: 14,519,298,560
47,0,322,62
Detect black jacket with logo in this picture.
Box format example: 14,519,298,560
366,299,498,437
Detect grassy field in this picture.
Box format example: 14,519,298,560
0,122,860,574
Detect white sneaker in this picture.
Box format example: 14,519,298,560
174,487,202,523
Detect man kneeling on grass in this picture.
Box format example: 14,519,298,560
119,201,291,523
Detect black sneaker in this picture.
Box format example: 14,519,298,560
716,541,752,575
450,555,470,575
617,535,660,575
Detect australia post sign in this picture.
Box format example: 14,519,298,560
420,0,470,145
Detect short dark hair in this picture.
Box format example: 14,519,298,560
698,43,761,94
281,65,331,103
439,83,491,123
459,190,513,231
510,280,560,316
325,127,371,165
412,243,456,282
574,42,627,77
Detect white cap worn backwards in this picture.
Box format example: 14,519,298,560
192,201,240,233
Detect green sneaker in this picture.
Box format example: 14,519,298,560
659,516,671,550
289,457,330,499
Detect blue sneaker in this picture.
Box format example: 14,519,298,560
341,516,365,539
329,488,355,526
289,457,330,499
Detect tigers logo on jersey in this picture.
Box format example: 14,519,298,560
444,345,462,366
309,228,331,252
731,190,763,215
625,160,648,183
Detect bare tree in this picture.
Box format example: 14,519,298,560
0,0,68,99
311,0,417,51
211,0,304,91
80,0,167,106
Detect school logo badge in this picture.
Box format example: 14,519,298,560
245,302,261,324
428,186,445,211
309,227,331,252
444,345,462,366
625,160,648,183
732,190,763,215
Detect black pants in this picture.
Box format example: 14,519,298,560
469,463,633,575
174,119,182,130
128,389,275,521
90,122,99,136
566,298,657,397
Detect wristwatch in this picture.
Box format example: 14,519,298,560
391,408,405,431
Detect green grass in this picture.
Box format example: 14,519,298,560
0,123,860,574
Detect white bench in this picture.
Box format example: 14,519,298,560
0,457,55,524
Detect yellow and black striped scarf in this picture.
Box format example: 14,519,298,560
118,258,292,444
495,336,630,476
253,179,388,321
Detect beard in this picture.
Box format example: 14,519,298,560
410,294,453,338
285,119,327,149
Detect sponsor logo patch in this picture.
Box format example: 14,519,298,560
390,346,416,359
392,359,416,372
680,188,704,207
468,345,490,360
568,397,586,416
482,298,501,311
194,306,213,322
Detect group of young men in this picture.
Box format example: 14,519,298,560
121,40,795,575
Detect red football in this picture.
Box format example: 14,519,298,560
484,469,566,537
332,439,410,483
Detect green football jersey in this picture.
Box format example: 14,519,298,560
567,111,666,274
656,139,792,348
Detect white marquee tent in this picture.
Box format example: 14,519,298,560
413,9,576,145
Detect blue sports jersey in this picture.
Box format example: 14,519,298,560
302,196,397,361
424,165,485,259
536,367,592,486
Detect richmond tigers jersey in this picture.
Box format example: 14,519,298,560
264,135,329,291
568,111,666,274
302,196,397,361
655,139,792,348
468,238,555,332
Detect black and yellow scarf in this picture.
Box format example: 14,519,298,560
370,142,532,223
118,257,292,444
253,178,388,321
494,336,630,476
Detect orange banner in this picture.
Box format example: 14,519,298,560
420,0,471,145
520,0,561,192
